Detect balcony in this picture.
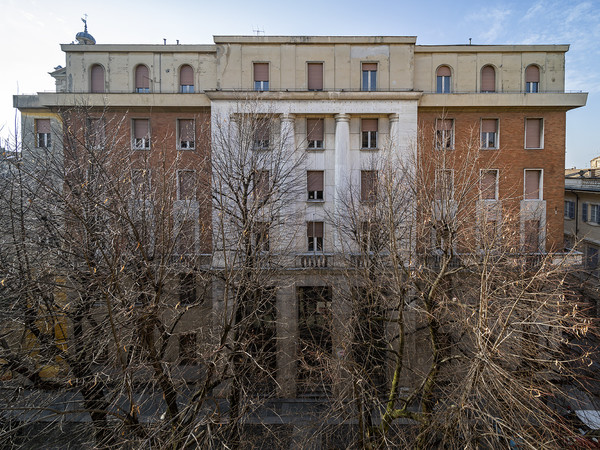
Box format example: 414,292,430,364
296,253,332,268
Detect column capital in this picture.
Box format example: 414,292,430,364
280,113,295,123
335,113,351,123
388,113,400,123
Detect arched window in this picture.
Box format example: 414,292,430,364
135,65,150,93
179,65,194,93
481,65,495,92
525,65,539,93
436,66,452,93
90,64,105,93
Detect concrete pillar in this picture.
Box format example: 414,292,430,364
389,113,399,154
276,283,297,397
334,114,350,251
332,282,353,399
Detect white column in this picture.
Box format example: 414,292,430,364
334,114,350,252
389,113,399,154
280,113,296,151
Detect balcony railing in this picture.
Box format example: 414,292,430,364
296,253,332,268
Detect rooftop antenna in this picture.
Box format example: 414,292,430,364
253,27,265,36
82,14,88,32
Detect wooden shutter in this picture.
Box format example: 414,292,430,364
179,119,194,141
524,170,540,199
526,119,541,148
254,63,269,82
91,65,104,93
36,119,51,133
256,170,269,198
583,203,588,222
307,221,323,238
481,66,495,92
307,171,324,191
178,171,196,200
362,63,377,71
481,170,497,199
361,171,377,201
180,65,194,85
307,63,323,90
307,119,324,141
482,119,497,133
525,65,539,82
135,65,149,89
437,119,453,131
437,66,451,77
134,119,149,139
362,119,378,132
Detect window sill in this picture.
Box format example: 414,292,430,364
360,147,379,151
480,147,498,151
306,199,325,204
177,147,196,151
525,147,544,150
306,147,325,152
132,147,151,151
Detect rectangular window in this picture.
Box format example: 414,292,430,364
176,219,196,255
179,273,197,305
307,63,323,91
435,119,454,150
525,118,543,149
361,119,378,149
524,219,540,253
362,63,377,91
307,118,324,149
132,119,150,149
361,170,377,203
179,332,197,365
254,221,270,252
586,245,599,272
307,221,324,252
178,119,195,149
132,169,151,198
253,120,270,150
307,170,324,200
254,170,269,201
177,170,196,200
564,200,575,219
254,63,269,91
36,119,51,148
481,119,498,149
586,204,600,224
86,118,105,149
480,169,498,200
435,169,454,200
524,169,542,200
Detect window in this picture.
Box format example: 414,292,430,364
178,119,195,149
524,219,540,253
583,203,600,224
307,118,324,149
90,64,105,93
307,171,324,200
179,332,197,365
362,63,377,91
481,119,498,149
86,118,105,149
253,120,270,150
480,170,498,200
35,119,51,148
361,170,377,203
132,119,150,149
177,170,196,200
179,65,194,93
435,169,454,200
585,245,599,272
525,65,539,93
254,221,270,252
524,169,542,200
435,119,454,150
436,66,451,93
135,65,150,93
179,273,197,305
481,65,495,92
525,118,543,149
361,119,378,149
132,169,151,198
254,63,269,91
176,219,196,255
307,221,324,252
307,63,323,91
564,200,575,219
254,170,269,201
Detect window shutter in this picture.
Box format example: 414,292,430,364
361,171,376,201
255,170,269,198
482,119,497,133
180,65,194,85
362,119,378,132
307,221,323,238
254,63,269,82
307,119,324,141
36,119,51,133
437,119,453,131
481,66,495,92
524,170,540,199
179,119,194,141
135,65,150,89
307,171,324,191
481,171,497,200
362,63,377,71
255,120,270,140
583,203,588,222
307,63,323,90
91,65,104,93
134,119,149,139
525,65,539,82
526,119,541,148
437,66,451,77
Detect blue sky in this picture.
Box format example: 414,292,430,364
1,0,598,167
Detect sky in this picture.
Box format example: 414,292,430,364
0,0,598,168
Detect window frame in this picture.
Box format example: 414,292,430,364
525,64,540,93
307,62,324,91
361,118,378,150
480,169,499,201
177,169,197,201
480,118,498,150
134,64,150,93
131,168,151,199
307,170,325,201
361,62,377,92
35,119,51,148
177,118,196,150
435,118,454,150
360,170,378,203
90,64,105,93
307,221,324,252
564,200,575,219
436,65,452,93
131,119,151,150
86,117,106,149
306,118,324,150
523,169,543,200
179,64,195,93
525,118,544,149
480,65,496,93
435,169,454,201
253,62,270,91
